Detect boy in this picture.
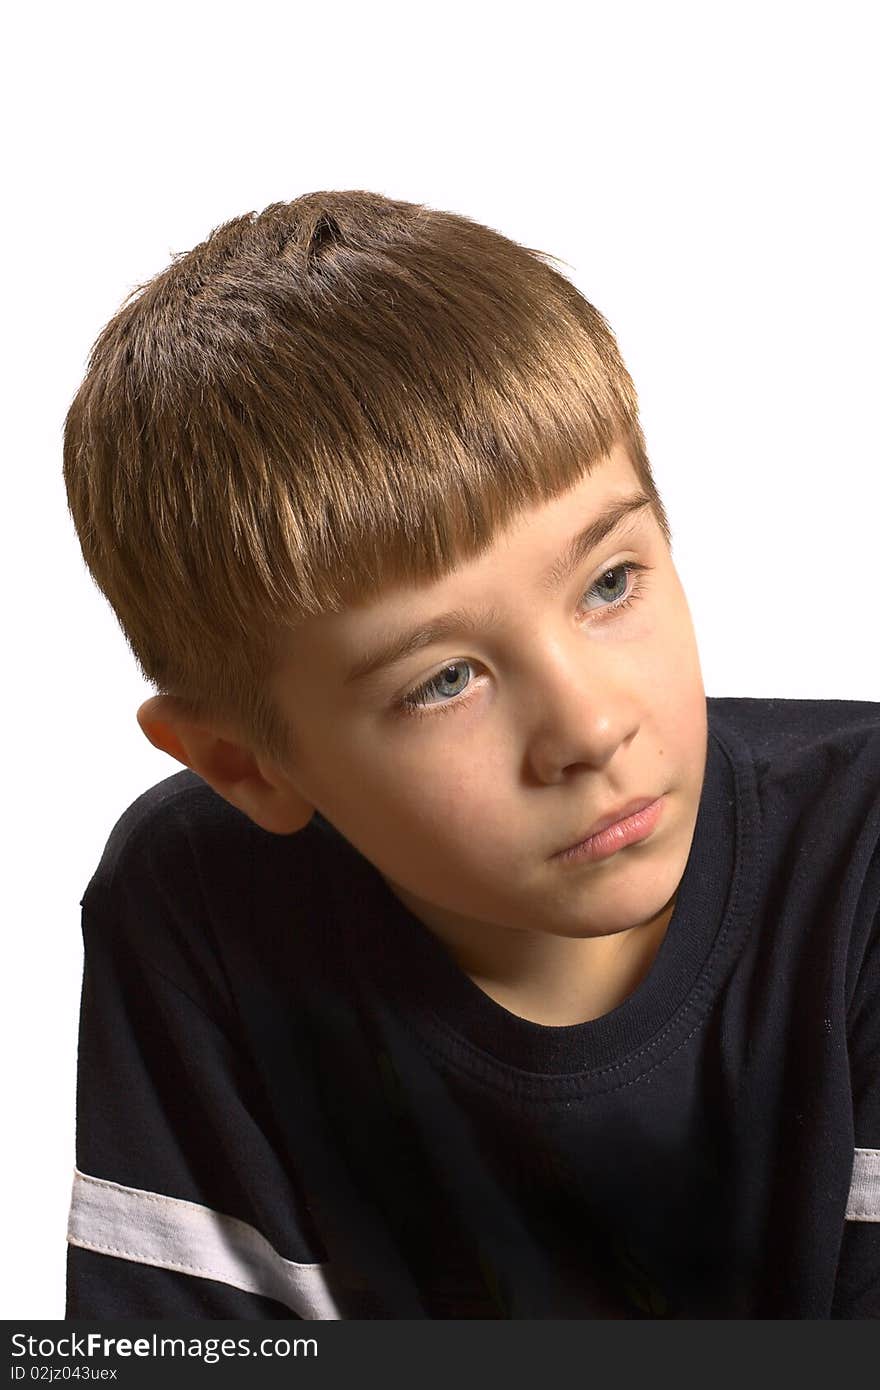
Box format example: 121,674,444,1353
62,190,879,1318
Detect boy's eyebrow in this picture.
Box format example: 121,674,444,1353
344,491,654,686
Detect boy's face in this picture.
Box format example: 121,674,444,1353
270,440,708,956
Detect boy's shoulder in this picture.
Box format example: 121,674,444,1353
80,768,257,911
708,693,880,783
707,697,880,916
76,768,334,1012
81,766,339,900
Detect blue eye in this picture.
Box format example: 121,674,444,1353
396,560,652,721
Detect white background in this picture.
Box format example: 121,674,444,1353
3,0,878,1320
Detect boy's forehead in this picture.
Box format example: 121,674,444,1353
349,442,638,612
284,443,645,682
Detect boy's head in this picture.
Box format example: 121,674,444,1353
63,189,706,950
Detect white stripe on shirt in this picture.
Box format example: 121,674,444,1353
67,1168,344,1317
846,1147,880,1221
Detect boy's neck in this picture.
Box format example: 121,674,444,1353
464,909,673,1026
386,881,676,1027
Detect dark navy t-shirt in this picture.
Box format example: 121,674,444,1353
66,696,880,1317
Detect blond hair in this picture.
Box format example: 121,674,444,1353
63,190,671,768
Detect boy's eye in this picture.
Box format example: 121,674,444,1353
395,559,653,721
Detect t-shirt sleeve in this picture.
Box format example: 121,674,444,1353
66,879,336,1320
832,898,880,1318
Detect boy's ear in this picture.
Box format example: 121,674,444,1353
136,695,315,836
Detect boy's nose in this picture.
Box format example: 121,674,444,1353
521,647,636,780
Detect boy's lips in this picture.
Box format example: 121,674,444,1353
554,795,662,856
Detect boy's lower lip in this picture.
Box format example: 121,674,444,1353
553,796,665,864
